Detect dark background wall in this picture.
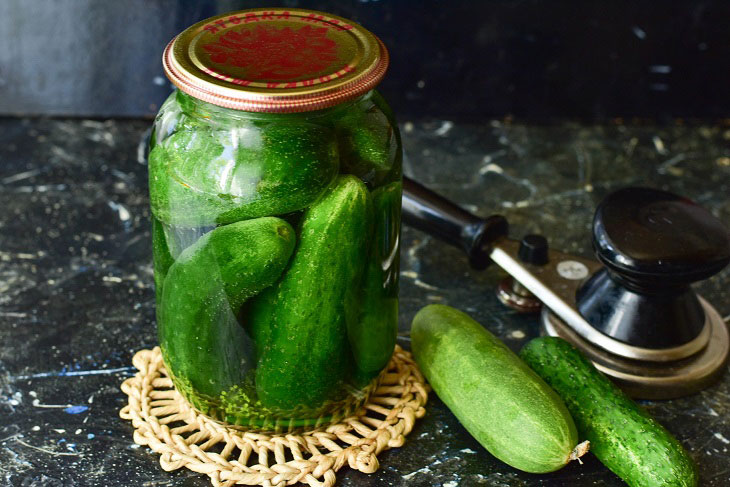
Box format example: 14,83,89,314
1,0,728,120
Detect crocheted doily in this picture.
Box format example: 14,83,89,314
120,345,429,487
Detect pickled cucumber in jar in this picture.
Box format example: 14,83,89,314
149,8,402,431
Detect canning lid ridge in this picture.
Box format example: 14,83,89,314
164,8,389,113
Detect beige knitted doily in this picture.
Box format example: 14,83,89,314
120,345,429,487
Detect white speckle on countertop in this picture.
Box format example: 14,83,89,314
434,121,454,136
652,135,668,155
402,466,431,480
632,26,646,39
459,448,477,454
107,201,131,222
414,279,440,291
649,65,672,74
714,433,730,445
479,162,503,175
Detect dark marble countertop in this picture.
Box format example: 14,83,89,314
1,117,728,487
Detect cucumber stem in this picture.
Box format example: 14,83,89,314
569,441,591,464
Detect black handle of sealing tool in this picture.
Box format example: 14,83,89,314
401,176,509,270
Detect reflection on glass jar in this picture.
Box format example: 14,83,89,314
149,9,402,431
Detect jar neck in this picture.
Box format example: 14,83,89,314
176,90,374,124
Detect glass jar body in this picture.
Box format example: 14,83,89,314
148,90,402,431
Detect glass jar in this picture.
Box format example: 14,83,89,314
149,9,401,431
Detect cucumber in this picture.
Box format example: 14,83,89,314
347,181,402,383
149,122,339,226
520,337,699,487
411,304,588,473
150,91,226,149
151,219,211,295
248,175,372,411
151,217,175,303
158,217,296,400
336,94,399,185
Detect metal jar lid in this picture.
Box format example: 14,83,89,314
163,8,389,113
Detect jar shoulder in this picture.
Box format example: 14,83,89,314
151,90,398,145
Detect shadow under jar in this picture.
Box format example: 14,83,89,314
148,8,402,432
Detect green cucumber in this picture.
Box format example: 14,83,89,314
336,95,399,185
520,337,699,487
150,92,228,149
248,175,372,411
151,217,175,303
347,181,402,383
151,218,214,305
158,217,296,400
149,122,339,226
411,304,588,473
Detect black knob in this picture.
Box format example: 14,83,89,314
593,187,730,286
518,234,549,265
578,187,730,349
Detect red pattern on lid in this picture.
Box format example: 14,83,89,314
202,25,338,81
